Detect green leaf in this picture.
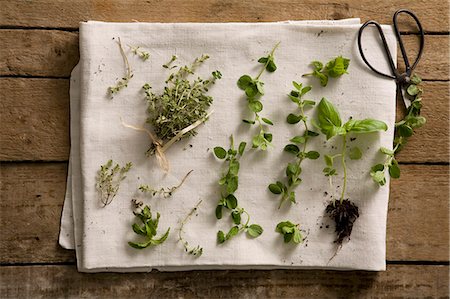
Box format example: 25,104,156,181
302,100,316,107
213,147,227,159
398,124,413,137
256,81,265,94
217,230,226,243
380,147,394,156
237,75,253,90
226,194,238,209
269,183,282,194
410,74,422,85
149,228,170,245
226,176,238,194
389,160,401,179
252,134,265,148
301,86,312,95
264,133,273,142
242,119,256,125
248,100,263,113
231,210,241,224
292,229,302,244
257,57,268,64
306,130,319,137
128,240,151,249
275,221,295,233
325,56,350,78
349,147,362,160
226,226,239,240
287,113,302,124
371,170,386,186
229,160,240,176
305,151,320,159
262,118,274,125
215,205,223,219
292,81,303,91
286,162,300,177
324,155,333,167
132,223,146,236
347,119,388,133
266,60,277,72
238,142,246,156
247,224,264,238
289,191,296,203
284,144,300,155
312,61,323,71
245,84,258,98
317,98,342,139
407,84,419,96
290,136,306,144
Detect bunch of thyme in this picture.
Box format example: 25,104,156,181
371,74,426,185
237,42,280,150
268,81,320,208
213,135,263,243
142,55,222,170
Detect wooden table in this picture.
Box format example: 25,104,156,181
1,1,448,298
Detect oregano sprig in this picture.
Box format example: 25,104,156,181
302,56,350,87
237,42,280,150
128,202,170,249
178,200,203,256
371,74,426,185
213,135,263,243
268,82,320,208
96,160,132,207
316,97,387,245
275,221,304,244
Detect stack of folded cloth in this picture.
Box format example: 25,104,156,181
59,18,397,272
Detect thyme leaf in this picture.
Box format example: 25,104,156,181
96,160,132,207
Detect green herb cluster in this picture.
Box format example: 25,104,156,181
144,55,222,155
178,200,203,256
213,136,263,243
237,42,280,150
128,204,170,249
138,170,193,198
303,56,350,87
129,45,150,61
371,74,426,185
96,160,132,206
268,82,320,208
275,221,304,244
108,38,133,96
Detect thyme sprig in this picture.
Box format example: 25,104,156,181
268,82,320,208
371,74,426,185
96,160,132,207
178,200,203,256
144,55,222,158
108,37,133,96
213,135,263,243
237,42,280,150
129,45,150,61
128,201,170,249
138,170,193,198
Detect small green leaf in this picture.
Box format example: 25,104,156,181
215,205,223,219
324,155,333,167
248,100,263,113
380,147,394,156
226,176,238,194
312,61,323,71
306,130,319,137
257,57,268,64
269,183,282,194
284,144,300,155
407,84,419,96
349,147,362,160
242,119,256,125
213,147,227,159
264,133,273,142
231,210,241,224
292,229,303,244
226,226,239,240
287,113,301,124
245,85,258,98
286,162,300,177
229,160,240,176
305,151,320,159
266,60,277,72
262,118,274,125
217,231,225,243
247,224,264,238
289,191,296,203
290,136,306,144
398,124,413,137
226,194,238,209
292,81,303,91
389,160,401,179
238,142,246,156
237,75,253,90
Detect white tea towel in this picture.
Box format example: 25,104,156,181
60,19,397,272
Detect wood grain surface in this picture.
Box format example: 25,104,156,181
0,0,448,298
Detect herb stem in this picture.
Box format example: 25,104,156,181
255,42,280,80
240,209,251,232
340,135,347,203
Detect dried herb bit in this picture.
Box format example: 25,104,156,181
213,136,263,243
316,98,386,245
302,56,350,87
268,82,319,208
178,200,203,256
108,37,134,96
129,45,150,61
371,74,426,186
275,221,304,244
128,203,170,249
237,42,280,150
96,160,132,207
139,170,193,198
144,54,221,156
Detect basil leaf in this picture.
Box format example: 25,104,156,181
347,119,388,133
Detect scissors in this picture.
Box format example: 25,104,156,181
357,9,424,110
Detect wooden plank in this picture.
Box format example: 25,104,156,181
1,78,447,163
0,29,448,80
0,163,447,264
0,0,448,33
0,78,70,161
0,265,448,298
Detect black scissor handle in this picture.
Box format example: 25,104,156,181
357,20,397,80
393,9,425,74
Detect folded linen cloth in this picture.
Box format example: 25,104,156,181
59,18,397,272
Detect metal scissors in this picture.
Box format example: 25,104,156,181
357,9,424,109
